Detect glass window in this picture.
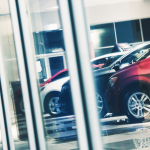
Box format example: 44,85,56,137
31,11,65,55
0,1,30,150
3,0,150,149
90,23,116,48
25,0,80,149
115,20,142,43
94,47,114,57
83,0,150,150
141,18,150,41
49,56,65,76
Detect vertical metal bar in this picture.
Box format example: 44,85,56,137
0,91,8,150
8,0,37,149
63,54,67,69
139,19,144,42
113,22,118,43
60,0,103,149
58,0,89,150
15,0,47,149
0,44,15,150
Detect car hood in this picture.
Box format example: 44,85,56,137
109,62,138,79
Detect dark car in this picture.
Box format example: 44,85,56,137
105,48,150,122
59,42,150,118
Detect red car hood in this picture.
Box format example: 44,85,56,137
110,57,150,79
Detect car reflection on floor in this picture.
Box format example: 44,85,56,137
4,113,150,150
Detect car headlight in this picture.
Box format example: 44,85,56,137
109,77,118,87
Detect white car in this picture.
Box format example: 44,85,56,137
41,51,128,116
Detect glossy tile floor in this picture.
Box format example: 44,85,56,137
1,114,150,150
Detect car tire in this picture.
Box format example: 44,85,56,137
45,92,63,117
96,91,107,118
124,88,150,122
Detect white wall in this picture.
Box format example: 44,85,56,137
0,15,19,81
30,11,61,32
85,0,150,25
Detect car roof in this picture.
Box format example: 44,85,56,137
90,51,128,62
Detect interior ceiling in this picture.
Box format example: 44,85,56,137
0,0,144,15
84,0,143,7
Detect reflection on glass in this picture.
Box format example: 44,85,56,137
49,56,64,76
26,0,79,149
115,20,142,43
90,23,116,48
83,0,150,150
0,0,30,149
134,128,150,149
94,47,114,57
141,18,150,41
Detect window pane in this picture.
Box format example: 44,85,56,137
49,56,64,76
90,23,116,48
0,1,30,150
95,47,114,57
115,20,142,43
25,0,80,149
141,18,150,41
83,0,150,150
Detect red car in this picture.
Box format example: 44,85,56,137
105,46,150,122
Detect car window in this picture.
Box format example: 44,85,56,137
91,58,107,70
51,71,69,82
92,55,123,70
91,58,107,65
105,55,122,67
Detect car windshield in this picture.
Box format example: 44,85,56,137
111,43,150,66
121,45,150,64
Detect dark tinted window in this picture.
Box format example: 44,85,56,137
91,58,107,70
33,30,65,55
49,56,64,76
94,47,114,57
51,71,69,82
115,20,142,43
91,55,122,71
141,18,150,41
106,55,122,66
90,23,116,48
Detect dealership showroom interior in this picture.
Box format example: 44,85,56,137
2,0,150,149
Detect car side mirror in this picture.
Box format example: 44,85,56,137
113,63,120,71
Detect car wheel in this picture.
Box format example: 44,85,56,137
96,92,107,118
124,89,150,122
45,92,62,117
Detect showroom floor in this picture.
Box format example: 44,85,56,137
1,114,150,150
